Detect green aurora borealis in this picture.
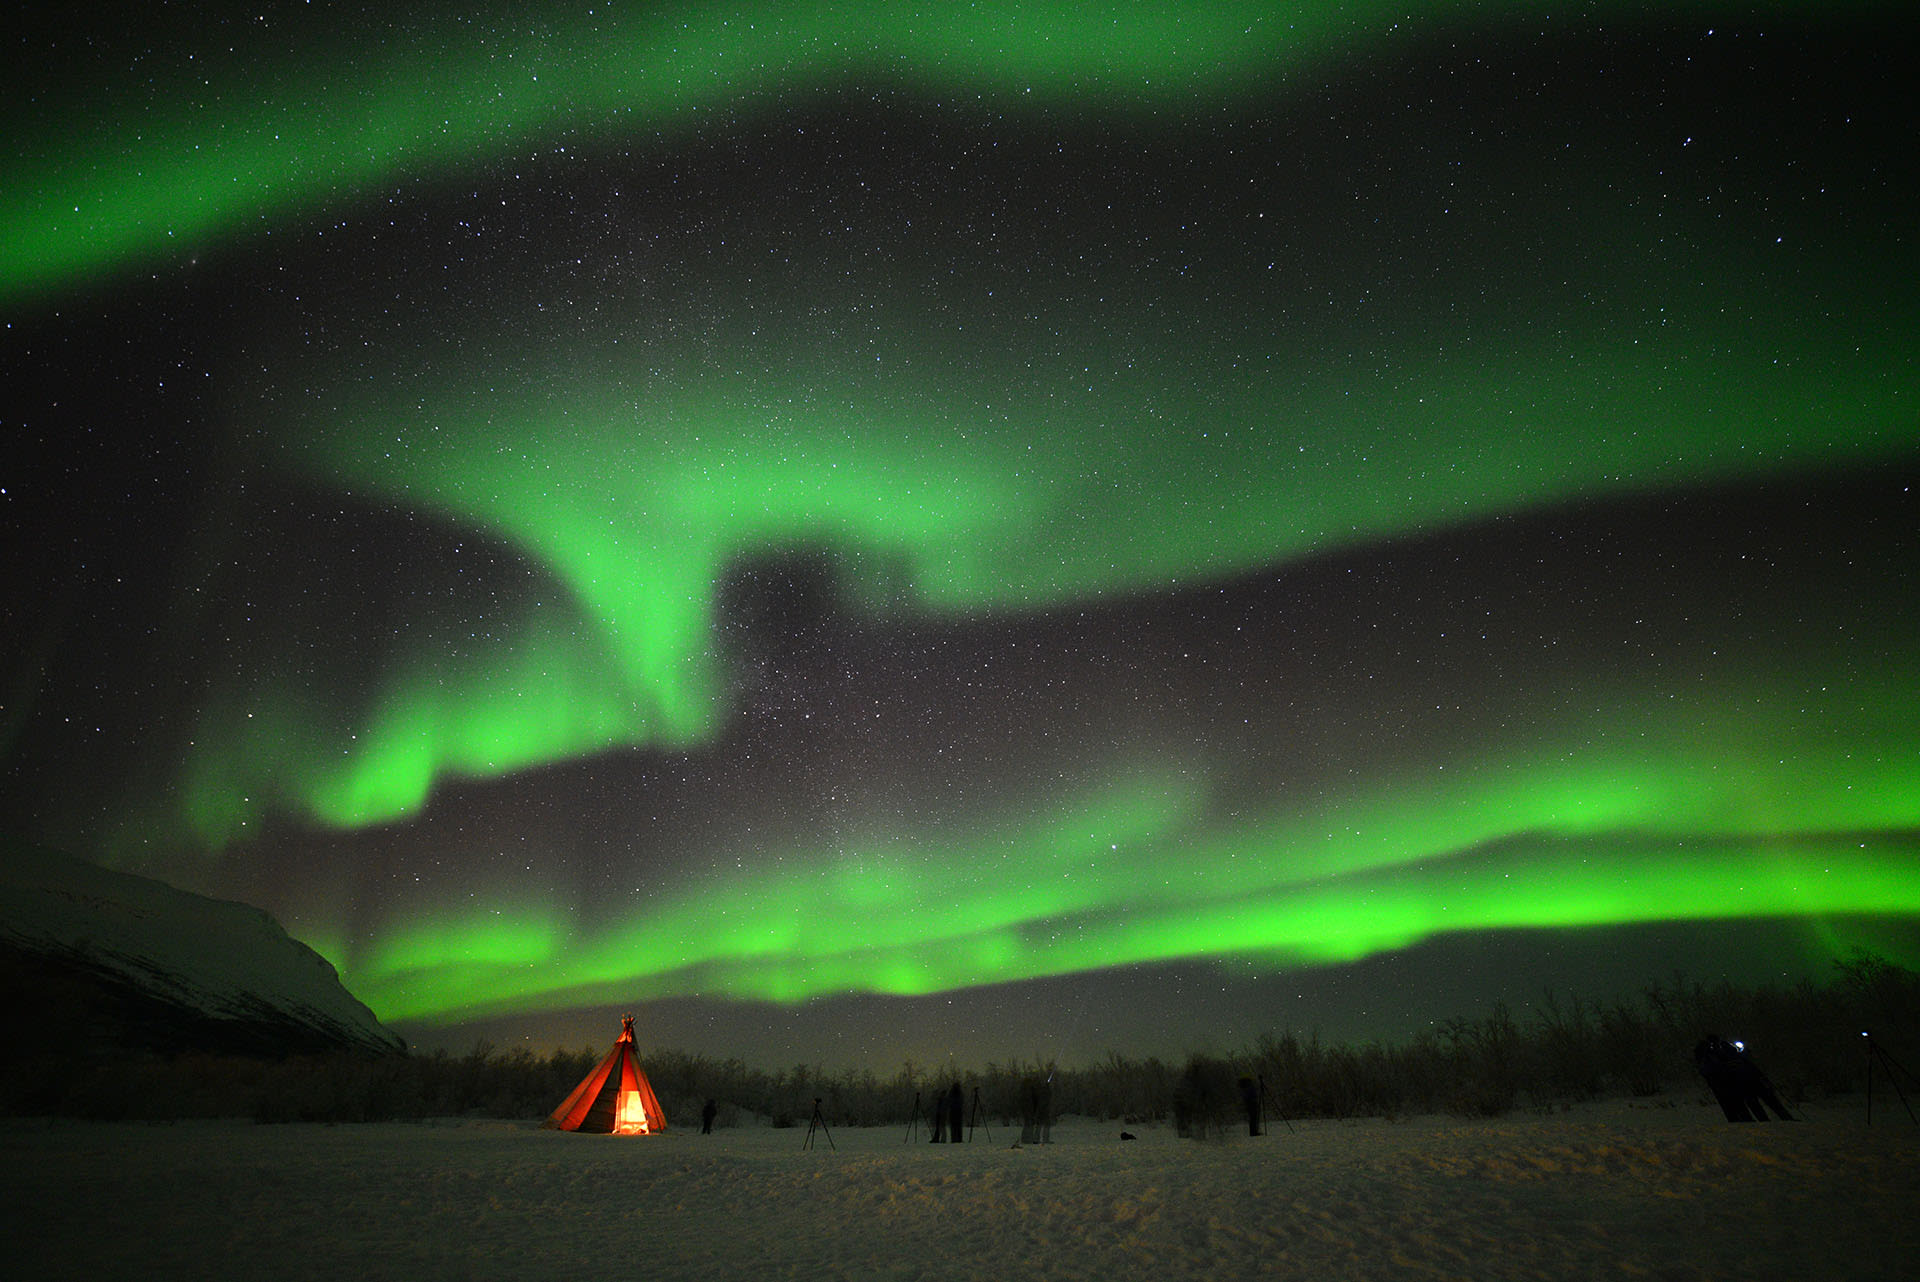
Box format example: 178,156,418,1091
10,0,1856,306
5,2,1918,1060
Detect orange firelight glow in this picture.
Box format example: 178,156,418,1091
614,1090,652,1135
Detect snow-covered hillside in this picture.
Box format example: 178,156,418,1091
0,840,403,1057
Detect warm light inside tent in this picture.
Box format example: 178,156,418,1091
614,1090,652,1135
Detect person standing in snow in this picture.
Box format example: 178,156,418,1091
1695,1035,1754,1120
1238,1075,1263,1137
1696,1034,1792,1121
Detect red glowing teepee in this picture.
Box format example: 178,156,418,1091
544,1015,668,1134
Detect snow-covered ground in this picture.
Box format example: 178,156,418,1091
7,1096,1915,1280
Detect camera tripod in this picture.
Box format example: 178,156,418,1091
904,1090,922,1143
1863,1032,1917,1125
804,1097,836,1150
1258,1073,1295,1135
968,1085,991,1143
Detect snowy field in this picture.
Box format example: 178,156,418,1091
6,1096,1916,1281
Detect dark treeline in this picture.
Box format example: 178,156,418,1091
5,952,1914,1127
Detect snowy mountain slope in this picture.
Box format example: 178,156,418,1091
0,840,403,1057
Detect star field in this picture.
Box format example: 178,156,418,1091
4,3,1916,1065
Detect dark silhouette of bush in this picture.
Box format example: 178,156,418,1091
5,953,1912,1125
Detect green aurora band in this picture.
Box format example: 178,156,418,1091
0,0,1875,305
233,247,1915,841
13,3,1918,1028
346,737,1920,1022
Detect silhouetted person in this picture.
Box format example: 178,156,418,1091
1696,1034,1755,1121
1239,1075,1262,1136
701,1098,718,1134
1697,1034,1793,1121
1020,1074,1052,1144
947,1081,966,1143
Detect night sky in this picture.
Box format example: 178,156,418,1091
5,2,1917,1069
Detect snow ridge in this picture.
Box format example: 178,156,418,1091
0,840,402,1056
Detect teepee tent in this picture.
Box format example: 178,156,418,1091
545,1015,668,1134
